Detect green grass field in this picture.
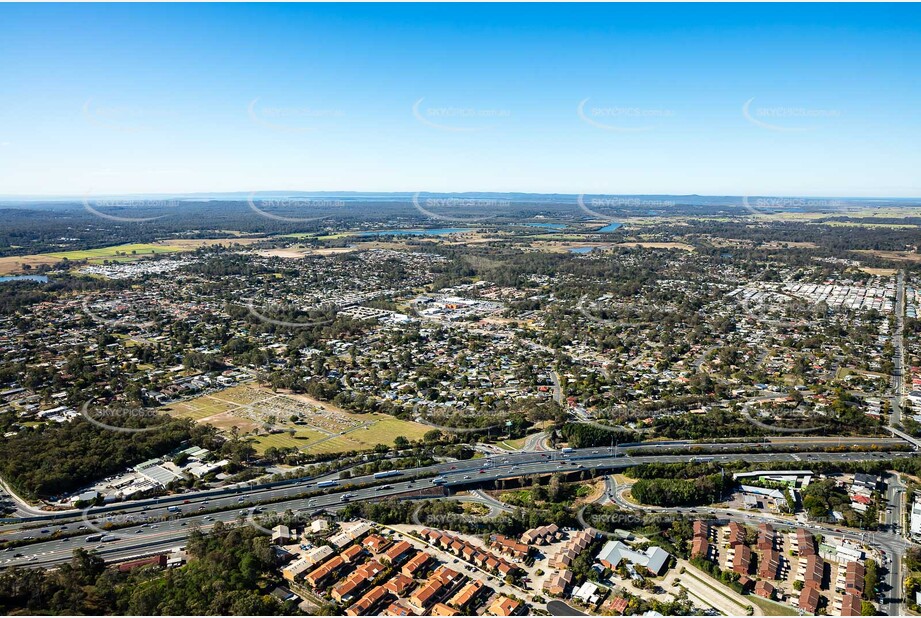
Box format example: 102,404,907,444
163,397,236,421
350,416,430,444
494,437,528,451
45,243,185,260
251,428,328,452
747,596,797,616
170,387,430,455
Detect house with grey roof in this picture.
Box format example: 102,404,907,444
596,540,670,576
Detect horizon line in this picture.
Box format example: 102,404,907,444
2,191,921,202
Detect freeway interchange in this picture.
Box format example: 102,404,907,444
0,441,912,572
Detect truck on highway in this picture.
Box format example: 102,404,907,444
340,493,355,502
690,456,714,463
85,534,103,542
317,480,339,488
431,476,448,485
561,447,574,455
166,506,181,513
100,535,118,542
373,470,402,479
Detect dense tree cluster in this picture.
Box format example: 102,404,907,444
0,413,216,499
0,525,297,615
559,422,636,448
630,474,733,507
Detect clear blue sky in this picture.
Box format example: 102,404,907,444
0,3,919,197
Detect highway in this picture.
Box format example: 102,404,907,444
3,436,903,529
0,448,909,569
883,472,908,616
890,270,906,429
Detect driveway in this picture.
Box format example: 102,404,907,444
546,600,587,616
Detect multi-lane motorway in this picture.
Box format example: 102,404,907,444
0,446,910,570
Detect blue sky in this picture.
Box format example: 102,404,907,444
0,3,919,197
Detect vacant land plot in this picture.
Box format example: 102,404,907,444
162,397,236,421
252,248,311,258
855,249,921,263
168,384,429,455
616,241,696,251
747,596,797,616
860,266,898,276
0,238,267,274
44,243,183,260
251,428,328,451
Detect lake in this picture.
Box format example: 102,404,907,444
569,247,597,254
596,222,623,232
525,222,566,230
0,275,49,283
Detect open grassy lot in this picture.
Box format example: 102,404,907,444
167,384,430,455
616,241,695,251
496,436,528,451
0,237,267,275
349,415,430,444
44,243,183,260
251,428,329,451
747,595,798,616
162,397,236,421
855,249,921,263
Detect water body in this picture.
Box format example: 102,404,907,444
596,222,623,232
358,228,472,237
0,275,48,283
569,247,597,254
525,222,566,230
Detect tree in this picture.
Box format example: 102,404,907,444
548,474,563,502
